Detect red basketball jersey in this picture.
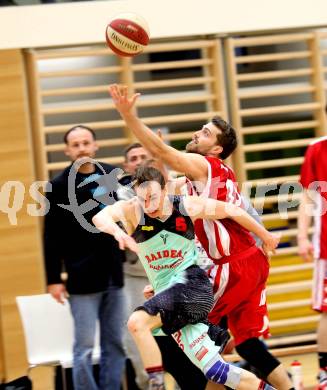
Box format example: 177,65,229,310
188,156,255,263
300,137,327,260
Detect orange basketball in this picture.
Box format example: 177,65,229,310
105,13,150,57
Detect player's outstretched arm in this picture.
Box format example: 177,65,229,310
108,84,208,181
92,200,139,253
184,196,280,256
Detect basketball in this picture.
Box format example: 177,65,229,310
105,13,150,57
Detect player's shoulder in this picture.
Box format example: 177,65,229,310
308,136,327,150
305,136,327,158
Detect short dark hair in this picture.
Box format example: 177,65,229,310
211,116,237,160
63,125,96,144
135,166,166,189
123,142,143,161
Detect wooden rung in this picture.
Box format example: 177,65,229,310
35,46,109,59
44,119,125,133
240,102,321,117
238,85,315,99
251,192,302,204
241,120,318,134
47,156,124,171
268,298,312,311
163,132,193,141
275,246,299,255
224,344,317,362
269,263,313,275
42,85,109,97
232,32,314,47
142,40,216,53
266,333,316,347
41,77,215,97
321,49,327,56
39,66,122,78
134,76,215,90
260,210,299,221
43,111,218,134
138,94,215,108
243,175,300,187
42,94,215,115
267,280,312,295
34,40,216,59
270,315,319,328
245,156,304,170
45,138,129,152
270,227,300,238
235,51,312,64
42,102,114,115
131,59,212,72
237,68,313,82
323,66,327,74
243,138,314,153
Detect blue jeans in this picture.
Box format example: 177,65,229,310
69,286,126,390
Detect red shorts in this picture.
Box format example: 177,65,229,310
312,258,327,312
208,246,270,346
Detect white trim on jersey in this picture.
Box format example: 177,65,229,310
209,263,230,306
312,191,322,260
203,219,222,259
312,258,327,311
309,135,327,146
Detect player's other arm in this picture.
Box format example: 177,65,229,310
92,200,139,253
109,84,208,181
297,189,314,262
184,196,279,255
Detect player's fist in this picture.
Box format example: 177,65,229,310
262,232,280,257
143,284,154,300
298,238,314,262
48,283,68,304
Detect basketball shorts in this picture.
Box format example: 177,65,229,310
312,258,327,312
135,265,214,334
208,246,270,345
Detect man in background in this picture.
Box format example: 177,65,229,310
44,125,126,390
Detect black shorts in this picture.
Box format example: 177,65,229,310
155,335,208,390
136,265,214,334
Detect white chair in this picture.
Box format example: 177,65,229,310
16,294,100,390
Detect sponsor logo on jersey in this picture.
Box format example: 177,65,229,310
160,232,168,244
195,346,208,361
189,331,207,349
172,330,184,351
141,225,154,231
145,249,184,263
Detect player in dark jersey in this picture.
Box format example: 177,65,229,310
108,84,294,390
93,166,279,390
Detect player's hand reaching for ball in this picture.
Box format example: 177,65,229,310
109,84,140,117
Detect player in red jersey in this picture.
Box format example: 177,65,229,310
108,84,293,390
298,136,327,390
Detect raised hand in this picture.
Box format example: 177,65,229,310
108,84,140,116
